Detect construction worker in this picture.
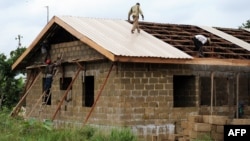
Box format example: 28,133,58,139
192,35,211,57
44,59,54,95
128,3,144,33
44,58,61,94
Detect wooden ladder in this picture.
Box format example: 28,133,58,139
26,69,60,119
10,71,42,117
26,53,63,119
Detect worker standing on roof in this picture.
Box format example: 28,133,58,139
128,2,144,34
192,35,211,57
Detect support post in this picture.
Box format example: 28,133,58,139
10,72,42,117
83,63,114,126
51,67,82,121
236,73,240,118
210,72,214,115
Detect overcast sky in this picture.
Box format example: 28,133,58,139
1,0,250,57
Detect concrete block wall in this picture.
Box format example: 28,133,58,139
24,40,250,141
26,40,105,120
93,63,199,141
175,115,250,141
51,41,105,62
178,115,225,141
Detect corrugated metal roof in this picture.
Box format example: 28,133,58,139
243,28,250,33
199,26,250,51
58,16,192,59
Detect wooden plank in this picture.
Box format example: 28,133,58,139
26,91,46,118
10,72,42,117
114,56,250,67
210,72,214,115
236,73,240,118
26,69,60,119
51,67,82,121
83,63,114,125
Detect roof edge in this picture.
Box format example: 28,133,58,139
12,16,58,70
114,56,250,66
56,16,116,61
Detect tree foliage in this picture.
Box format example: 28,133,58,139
0,47,26,109
240,19,250,28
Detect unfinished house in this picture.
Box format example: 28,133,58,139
11,16,250,141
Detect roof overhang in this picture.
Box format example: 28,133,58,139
114,56,250,66
12,16,116,70
12,16,250,71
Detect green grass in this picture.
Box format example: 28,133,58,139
0,108,137,141
192,134,213,141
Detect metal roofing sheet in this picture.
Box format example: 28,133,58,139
58,16,192,59
243,28,250,33
199,26,250,51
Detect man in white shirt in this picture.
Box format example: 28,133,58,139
128,3,144,33
192,35,211,57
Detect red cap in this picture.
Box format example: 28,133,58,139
46,59,51,64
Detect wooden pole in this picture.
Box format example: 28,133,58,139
51,67,82,121
210,72,214,115
83,63,114,126
26,69,60,119
26,91,46,118
10,72,42,117
236,73,239,118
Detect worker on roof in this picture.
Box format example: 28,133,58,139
128,2,144,34
192,35,211,57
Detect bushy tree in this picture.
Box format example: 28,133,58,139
240,19,250,28
0,47,26,109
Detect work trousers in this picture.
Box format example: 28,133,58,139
44,76,52,94
193,37,204,56
132,15,140,32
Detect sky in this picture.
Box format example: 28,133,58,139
1,0,250,57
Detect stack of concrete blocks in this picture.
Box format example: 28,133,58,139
168,115,227,141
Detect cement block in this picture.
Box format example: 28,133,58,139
182,129,190,136
168,134,183,140
181,120,188,129
188,115,203,123
193,123,212,132
216,125,224,133
203,115,228,125
229,119,250,125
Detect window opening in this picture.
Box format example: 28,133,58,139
83,76,94,107
173,75,196,107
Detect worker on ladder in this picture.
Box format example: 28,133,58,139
44,58,61,102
